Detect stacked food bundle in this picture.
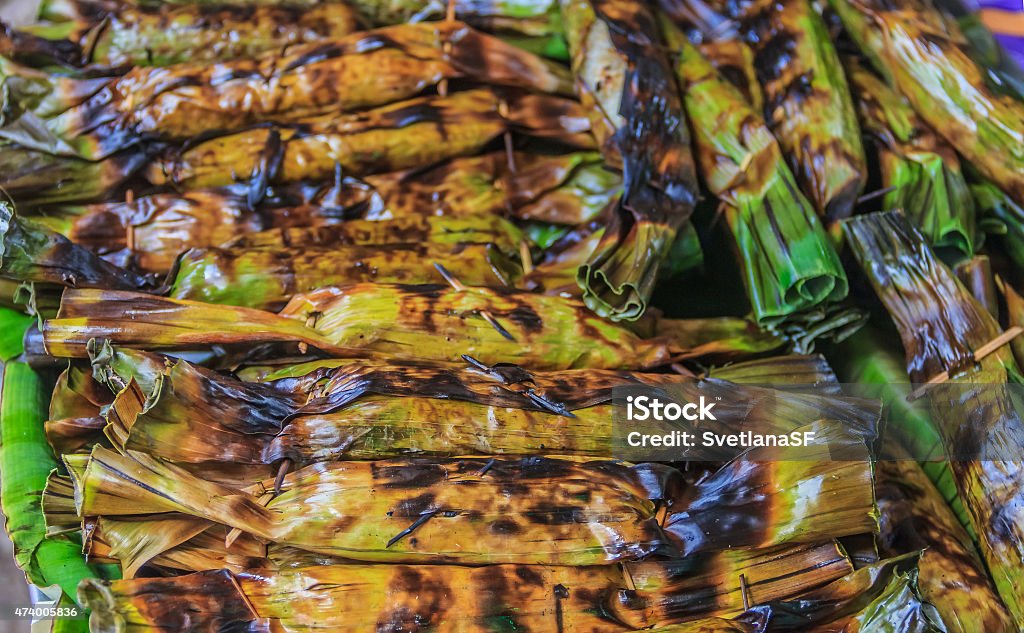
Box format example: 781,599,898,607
0,0,1022,631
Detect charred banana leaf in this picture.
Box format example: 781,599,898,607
831,0,1024,207
800,564,945,632
43,285,676,369
35,171,553,273
875,458,1013,632
72,448,669,565
96,349,876,467
505,152,621,224
561,0,697,321
844,210,1024,628
654,317,785,361
835,327,972,532
627,542,854,625
0,141,155,206
2,1,361,67
655,0,763,110
847,60,975,256
45,364,111,455
974,176,1024,273
697,39,763,111
147,89,593,191
169,242,519,310
31,183,365,273
78,543,841,633
524,221,604,294
2,23,572,160
362,151,620,223
662,453,876,557
222,215,522,251
0,201,150,290
662,22,846,325
343,0,559,31
706,0,866,221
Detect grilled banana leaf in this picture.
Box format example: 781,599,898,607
847,60,975,256
525,221,604,294
654,317,786,361
831,0,1024,207
662,452,876,557
147,89,593,190
804,566,945,632
627,542,854,624
343,0,558,30
844,210,1024,628
834,327,971,532
45,364,111,455
78,540,847,632
34,160,604,273
72,448,669,565
662,23,847,325
0,141,155,205
0,201,150,290
702,0,865,222
362,151,620,223
2,23,572,160
699,39,762,112
2,1,361,67
974,176,1024,273
96,350,875,466
222,215,522,251
31,183,360,273
169,242,519,309
875,458,1013,632
43,285,676,368
561,0,697,321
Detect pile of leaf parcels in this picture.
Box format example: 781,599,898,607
2,0,1024,630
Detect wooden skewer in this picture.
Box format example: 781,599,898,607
907,325,1024,401
227,572,261,619
519,240,534,276
225,491,274,549
739,573,751,611
434,263,516,340
437,0,457,97
620,563,636,591
856,185,897,205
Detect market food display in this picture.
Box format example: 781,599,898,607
0,0,1023,631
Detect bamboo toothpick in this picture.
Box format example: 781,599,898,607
856,185,897,205
227,572,261,620
225,491,274,549
520,240,534,276
437,0,456,97
739,573,751,610
907,325,1024,401
273,458,293,497
434,263,516,340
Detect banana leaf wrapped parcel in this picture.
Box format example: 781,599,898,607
661,21,847,325
561,0,698,321
844,211,1024,628
0,23,572,160
1,0,361,67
